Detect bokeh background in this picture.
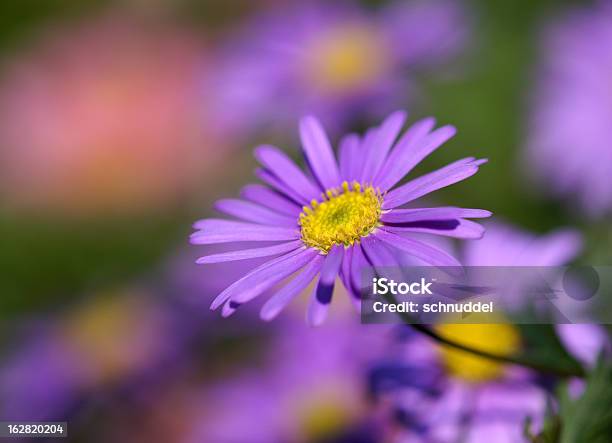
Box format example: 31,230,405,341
0,0,611,442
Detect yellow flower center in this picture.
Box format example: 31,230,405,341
299,181,382,253
435,315,521,383
303,25,389,94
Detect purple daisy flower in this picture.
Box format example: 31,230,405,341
462,221,582,267
370,222,597,442
184,313,390,443
377,328,547,443
191,111,491,324
0,291,183,421
525,2,612,218
213,0,469,135
379,324,609,443
462,221,583,312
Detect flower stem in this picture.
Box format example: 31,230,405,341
382,292,585,378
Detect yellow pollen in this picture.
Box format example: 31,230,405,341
434,314,521,383
299,181,382,253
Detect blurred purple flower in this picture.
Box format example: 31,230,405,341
462,221,584,313
213,0,469,135
381,322,609,443
556,323,610,369
191,111,490,325
369,222,602,442
0,253,280,427
0,291,184,421
462,221,582,267
525,2,612,218
184,314,390,443
0,332,86,421
378,328,548,443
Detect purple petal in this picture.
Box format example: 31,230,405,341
357,127,380,184
196,240,302,264
317,245,344,297
221,300,240,318
376,122,455,191
349,244,369,300
306,295,330,327
462,223,581,267
190,219,298,244
374,117,436,189
231,248,319,305
360,111,407,183
382,207,492,223
360,235,407,283
338,133,360,181
375,229,462,267
340,246,359,307
306,245,344,326
361,235,401,267
215,199,297,226
340,245,363,313
256,168,308,205
348,135,366,181
240,184,301,216
210,248,301,309
346,137,364,182
254,145,320,202
382,158,487,209
192,218,260,231
556,324,609,367
260,255,324,321
384,219,486,239
530,229,583,266
299,116,341,189
348,128,376,183
210,247,317,309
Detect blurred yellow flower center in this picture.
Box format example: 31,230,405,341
300,181,382,253
298,395,352,441
304,25,388,93
60,292,160,383
435,316,521,383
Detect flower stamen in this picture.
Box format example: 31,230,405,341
299,181,382,253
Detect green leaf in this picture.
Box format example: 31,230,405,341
559,358,612,443
515,325,585,378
